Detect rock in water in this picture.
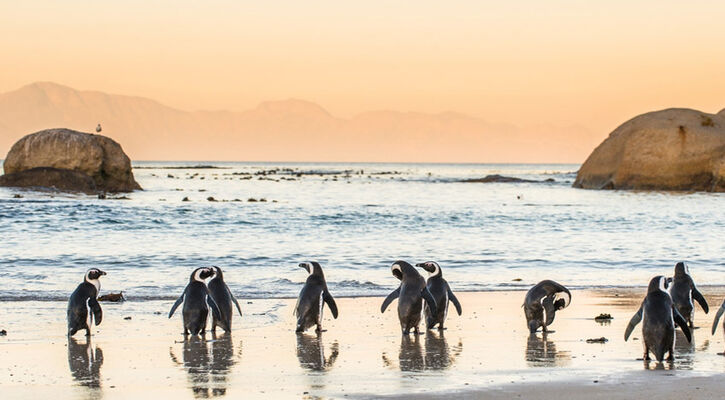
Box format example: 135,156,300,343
574,108,725,192
1,128,141,192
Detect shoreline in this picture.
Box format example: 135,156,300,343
2,284,725,302
2,289,724,399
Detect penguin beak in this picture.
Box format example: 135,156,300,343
99,270,107,276
298,263,310,273
415,262,434,273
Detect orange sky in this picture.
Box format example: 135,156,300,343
1,1,724,159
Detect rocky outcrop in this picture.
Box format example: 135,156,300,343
574,108,725,192
2,128,141,192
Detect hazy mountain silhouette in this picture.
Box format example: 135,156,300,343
0,82,596,162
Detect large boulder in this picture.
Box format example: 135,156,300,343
2,128,141,192
574,108,725,192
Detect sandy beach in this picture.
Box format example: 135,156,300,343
1,288,724,399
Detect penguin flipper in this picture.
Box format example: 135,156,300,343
447,287,462,315
323,290,338,319
227,286,243,317
206,294,222,321
673,307,692,342
89,297,103,326
168,292,185,318
711,301,725,335
692,287,709,314
624,304,643,341
422,287,438,316
381,287,400,313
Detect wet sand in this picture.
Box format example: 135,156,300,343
1,288,725,399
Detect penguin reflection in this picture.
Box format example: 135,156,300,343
209,333,240,396
671,330,697,370
68,336,104,389
296,333,339,371
424,331,462,370
397,334,425,372
525,333,570,367
170,334,240,398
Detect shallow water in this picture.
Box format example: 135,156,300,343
0,162,723,300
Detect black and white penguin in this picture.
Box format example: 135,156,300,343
670,262,708,329
169,267,222,335
380,261,438,335
624,276,692,362
416,261,462,330
207,266,243,333
294,262,338,333
522,280,571,333
711,299,725,338
67,268,107,336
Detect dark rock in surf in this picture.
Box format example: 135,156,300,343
98,292,126,302
460,174,537,183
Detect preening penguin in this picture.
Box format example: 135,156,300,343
294,262,338,333
169,267,222,335
670,262,708,329
380,261,438,335
625,276,691,362
67,268,106,336
416,261,462,330
207,266,243,333
523,280,571,333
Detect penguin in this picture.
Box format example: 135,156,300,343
415,261,462,330
669,262,708,329
624,276,692,362
67,337,103,388
523,280,571,333
169,267,222,335
67,268,106,336
294,262,338,333
380,261,438,335
207,266,243,333
711,299,725,339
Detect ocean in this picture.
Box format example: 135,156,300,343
0,162,723,301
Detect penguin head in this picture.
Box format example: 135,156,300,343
647,275,672,294
415,261,441,278
674,262,689,277
554,298,567,310
390,261,416,280
210,266,224,280
85,268,106,282
299,261,322,276
191,267,214,282
528,319,540,333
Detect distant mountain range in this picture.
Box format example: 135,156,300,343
0,82,598,162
